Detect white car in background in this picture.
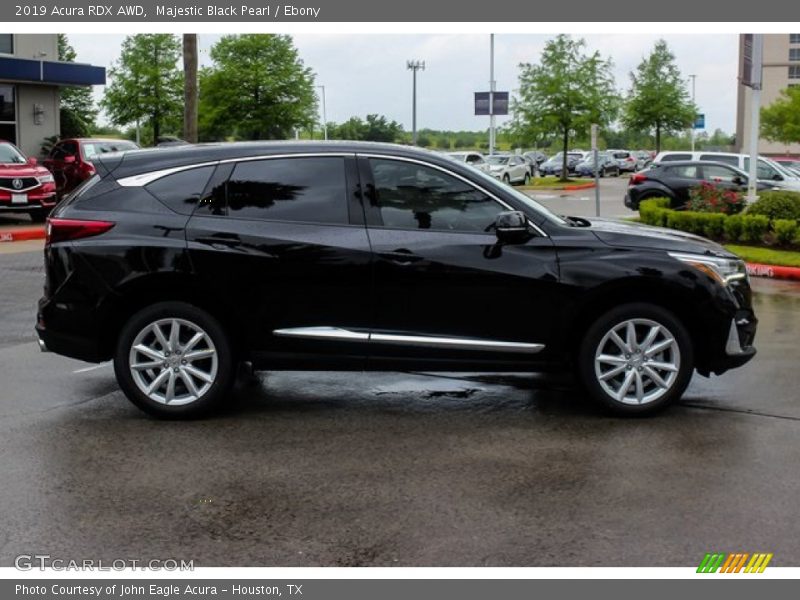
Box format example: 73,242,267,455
444,151,491,174
485,154,531,185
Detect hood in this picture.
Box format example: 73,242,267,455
0,162,46,177
584,217,736,258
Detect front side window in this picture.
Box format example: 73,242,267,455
743,158,781,180
702,165,739,182
659,154,692,162
226,157,349,224
368,158,505,232
699,154,738,166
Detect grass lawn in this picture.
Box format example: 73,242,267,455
725,244,800,268
521,176,594,189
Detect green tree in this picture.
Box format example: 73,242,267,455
622,40,696,153
57,34,97,138
514,35,618,180
761,86,800,147
199,34,317,141
101,34,183,145
329,114,404,142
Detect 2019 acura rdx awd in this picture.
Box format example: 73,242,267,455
36,142,757,418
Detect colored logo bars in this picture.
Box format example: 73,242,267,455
697,552,773,573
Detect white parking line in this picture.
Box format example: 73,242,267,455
73,361,111,374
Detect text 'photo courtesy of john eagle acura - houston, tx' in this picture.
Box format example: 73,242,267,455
35,141,757,419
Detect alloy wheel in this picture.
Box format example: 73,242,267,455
128,318,218,405
593,318,680,405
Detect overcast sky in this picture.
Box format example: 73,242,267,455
69,33,739,135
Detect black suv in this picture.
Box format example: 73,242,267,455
36,142,757,418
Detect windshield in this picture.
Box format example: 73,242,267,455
0,143,27,164
467,165,568,227
487,156,510,165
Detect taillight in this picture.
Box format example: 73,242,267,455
45,218,115,245
629,173,648,185
81,162,96,178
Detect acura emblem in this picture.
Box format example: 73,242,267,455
12,178,23,190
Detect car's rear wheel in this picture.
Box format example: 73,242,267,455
578,303,694,416
114,302,235,419
503,174,511,185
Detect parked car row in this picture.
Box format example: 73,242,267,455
0,137,140,222
625,151,800,210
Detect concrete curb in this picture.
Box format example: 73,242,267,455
0,226,46,243
746,262,800,281
562,182,597,191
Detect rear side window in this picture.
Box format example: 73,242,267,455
146,166,215,215
226,157,348,224
700,154,737,166
660,154,691,162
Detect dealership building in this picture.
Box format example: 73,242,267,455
0,33,105,157
736,33,800,157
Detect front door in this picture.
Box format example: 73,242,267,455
359,155,559,370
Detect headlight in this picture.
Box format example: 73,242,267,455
38,174,55,184
668,252,747,285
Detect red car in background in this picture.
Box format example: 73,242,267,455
0,140,57,223
44,138,139,197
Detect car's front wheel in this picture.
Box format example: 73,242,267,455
578,303,694,415
114,302,235,419
523,172,531,185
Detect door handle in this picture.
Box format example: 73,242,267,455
379,249,424,266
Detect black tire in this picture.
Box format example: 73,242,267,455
523,172,531,186
577,303,694,416
503,174,511,185
113,301,235,419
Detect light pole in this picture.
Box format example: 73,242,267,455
489,34,496,156
317,85,327,141
407,60,425,145
689,74,697,152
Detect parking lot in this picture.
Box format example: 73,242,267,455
0,236,799,567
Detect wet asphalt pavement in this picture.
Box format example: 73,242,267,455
0,248,799,567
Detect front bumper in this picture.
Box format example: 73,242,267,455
699,313,757,376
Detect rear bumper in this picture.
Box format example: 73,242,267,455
35,322,106,363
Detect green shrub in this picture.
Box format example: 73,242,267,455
739,214,770,244
639,198,671,227
724,215,744,241
746,191,800,221
702,213,726,240
773,219,799,246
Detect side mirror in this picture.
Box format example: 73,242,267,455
732,176,745,185
64,155,76,164
495,211,530,244
772,173,783,181
27,156,38,166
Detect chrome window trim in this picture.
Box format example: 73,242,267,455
273,326,545,354
359,153,548,238
0,183,42,193
116,152,356,187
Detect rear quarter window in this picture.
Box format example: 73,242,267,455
145,166,215,215
659,154,691,162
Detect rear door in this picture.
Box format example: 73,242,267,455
184,153,373,367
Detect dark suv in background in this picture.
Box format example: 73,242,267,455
37,142,757,418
